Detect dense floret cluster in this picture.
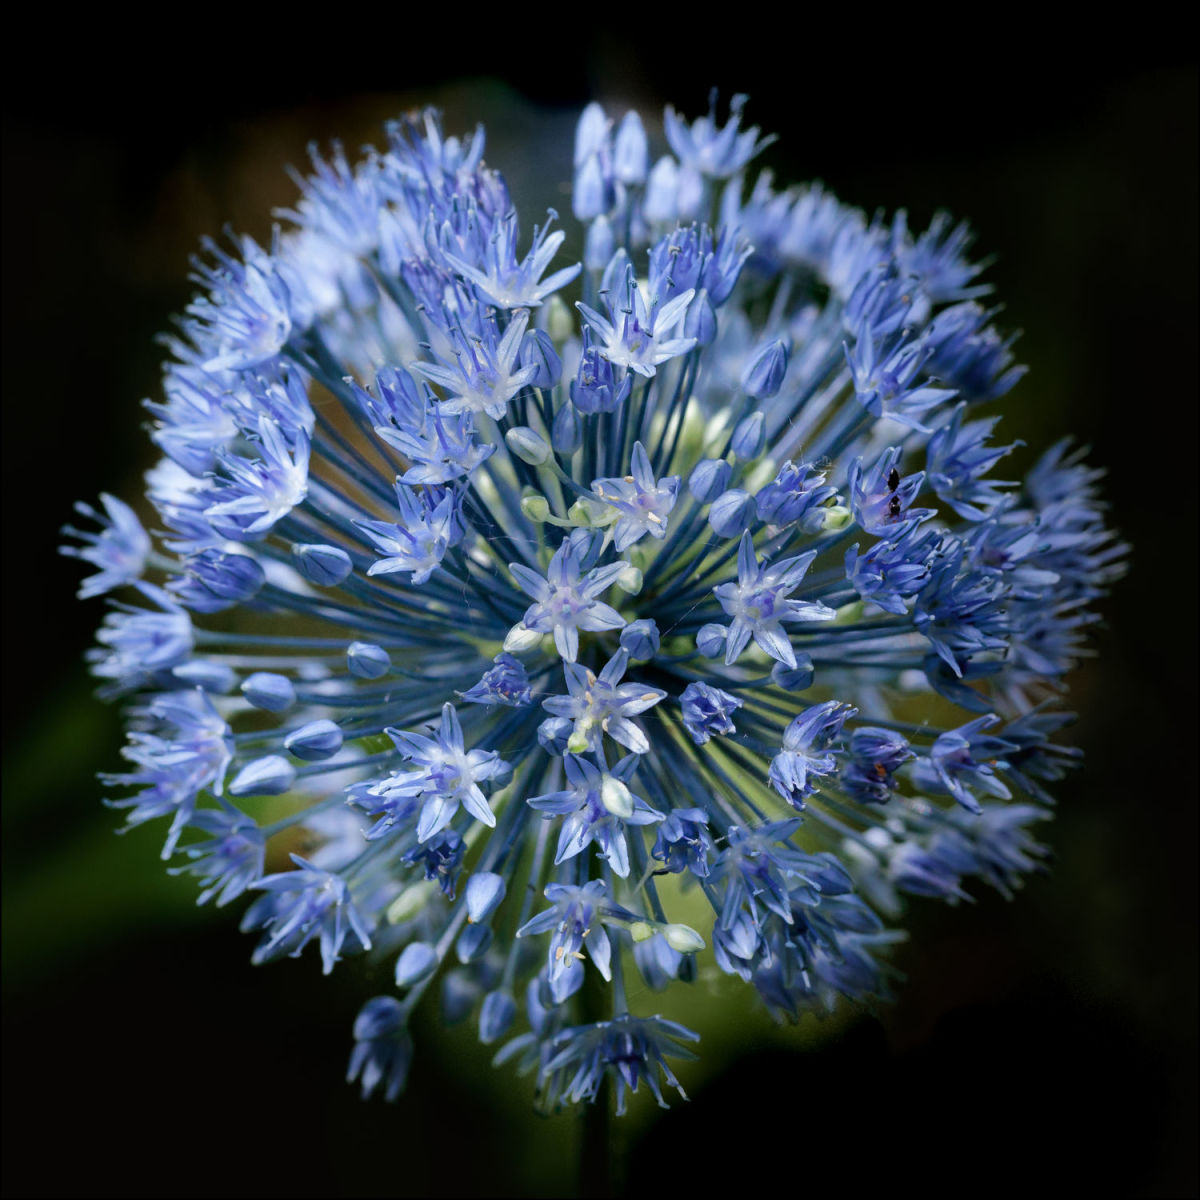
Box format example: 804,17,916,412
66,93,1125,1114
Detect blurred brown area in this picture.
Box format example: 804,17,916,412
3,44,1196,1199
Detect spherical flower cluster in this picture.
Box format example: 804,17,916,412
65,92,1126,1114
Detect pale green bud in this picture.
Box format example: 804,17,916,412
521,494,550,523
630,921,655,944
505,426,553,466
823,503,852,531
616,564,643,595
545,294,574,344
568,496,618,528
600,775,635,819
833,600,867,625
387,880,435,924
503,623,542,653
662,923,706,953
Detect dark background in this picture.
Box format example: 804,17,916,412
3,43,1196,1199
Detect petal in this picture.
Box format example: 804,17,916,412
509,563,551,601
753,624,796,667
553,623,580,663
606,716,650,754
461,784,497,828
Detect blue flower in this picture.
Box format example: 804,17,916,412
848,447,936,536
444,209,581,309
244,854,373,975
577,263,696,377
460,654,533,707
60,494,150,599
385,703,509,842
840,728,914,805
528,753,663,878
509,532,629,663
755,459,837,529
651,807,714,878
356,482,464,585
364,366,495,484
168,798,265,906
911,714,1016,814
71,95,1125,1115
679,681,743,745
925,402,1019,520
204,417,309,537
516,880,637,1004
570,327,634,414
347,997,413,1102
768,702,855,808
663,92,773,180
713,531,836,668
591,442,680,551
846,326,956,432
541,649,666,756
411,309,538,419
539,1014,699,1114
185,237,294,372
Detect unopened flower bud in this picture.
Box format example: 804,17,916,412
616,564,643,595
455,922,493,963
620,618,659,660
241,672,296,712
771,654,815,691
293,542,353,587
347,641,390,679
284,719,344,761
601,775,635,818
613,111,649,184
696,623,728,657
519,329,562,390
742,338,789,399
465,871,506,923
478,989,517,1044
731,411,765,460
823,504,852,531
585,215,615,271
520,493,551,523
552,403,581,455
663,923,706,953
229,755,296,797
504,623,542,653
545,294,574,344
395,942,438,987
689,457,732,503
505,426,553,467
683,288,718,346
708,489,755,537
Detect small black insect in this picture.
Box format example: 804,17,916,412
886,466,900,492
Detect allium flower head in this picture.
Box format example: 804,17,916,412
67,92,1126,1116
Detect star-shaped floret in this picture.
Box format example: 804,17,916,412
591,442,680,552
509,533,628,663
713,531,836,668
540,649,666,755
528,753,662,877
